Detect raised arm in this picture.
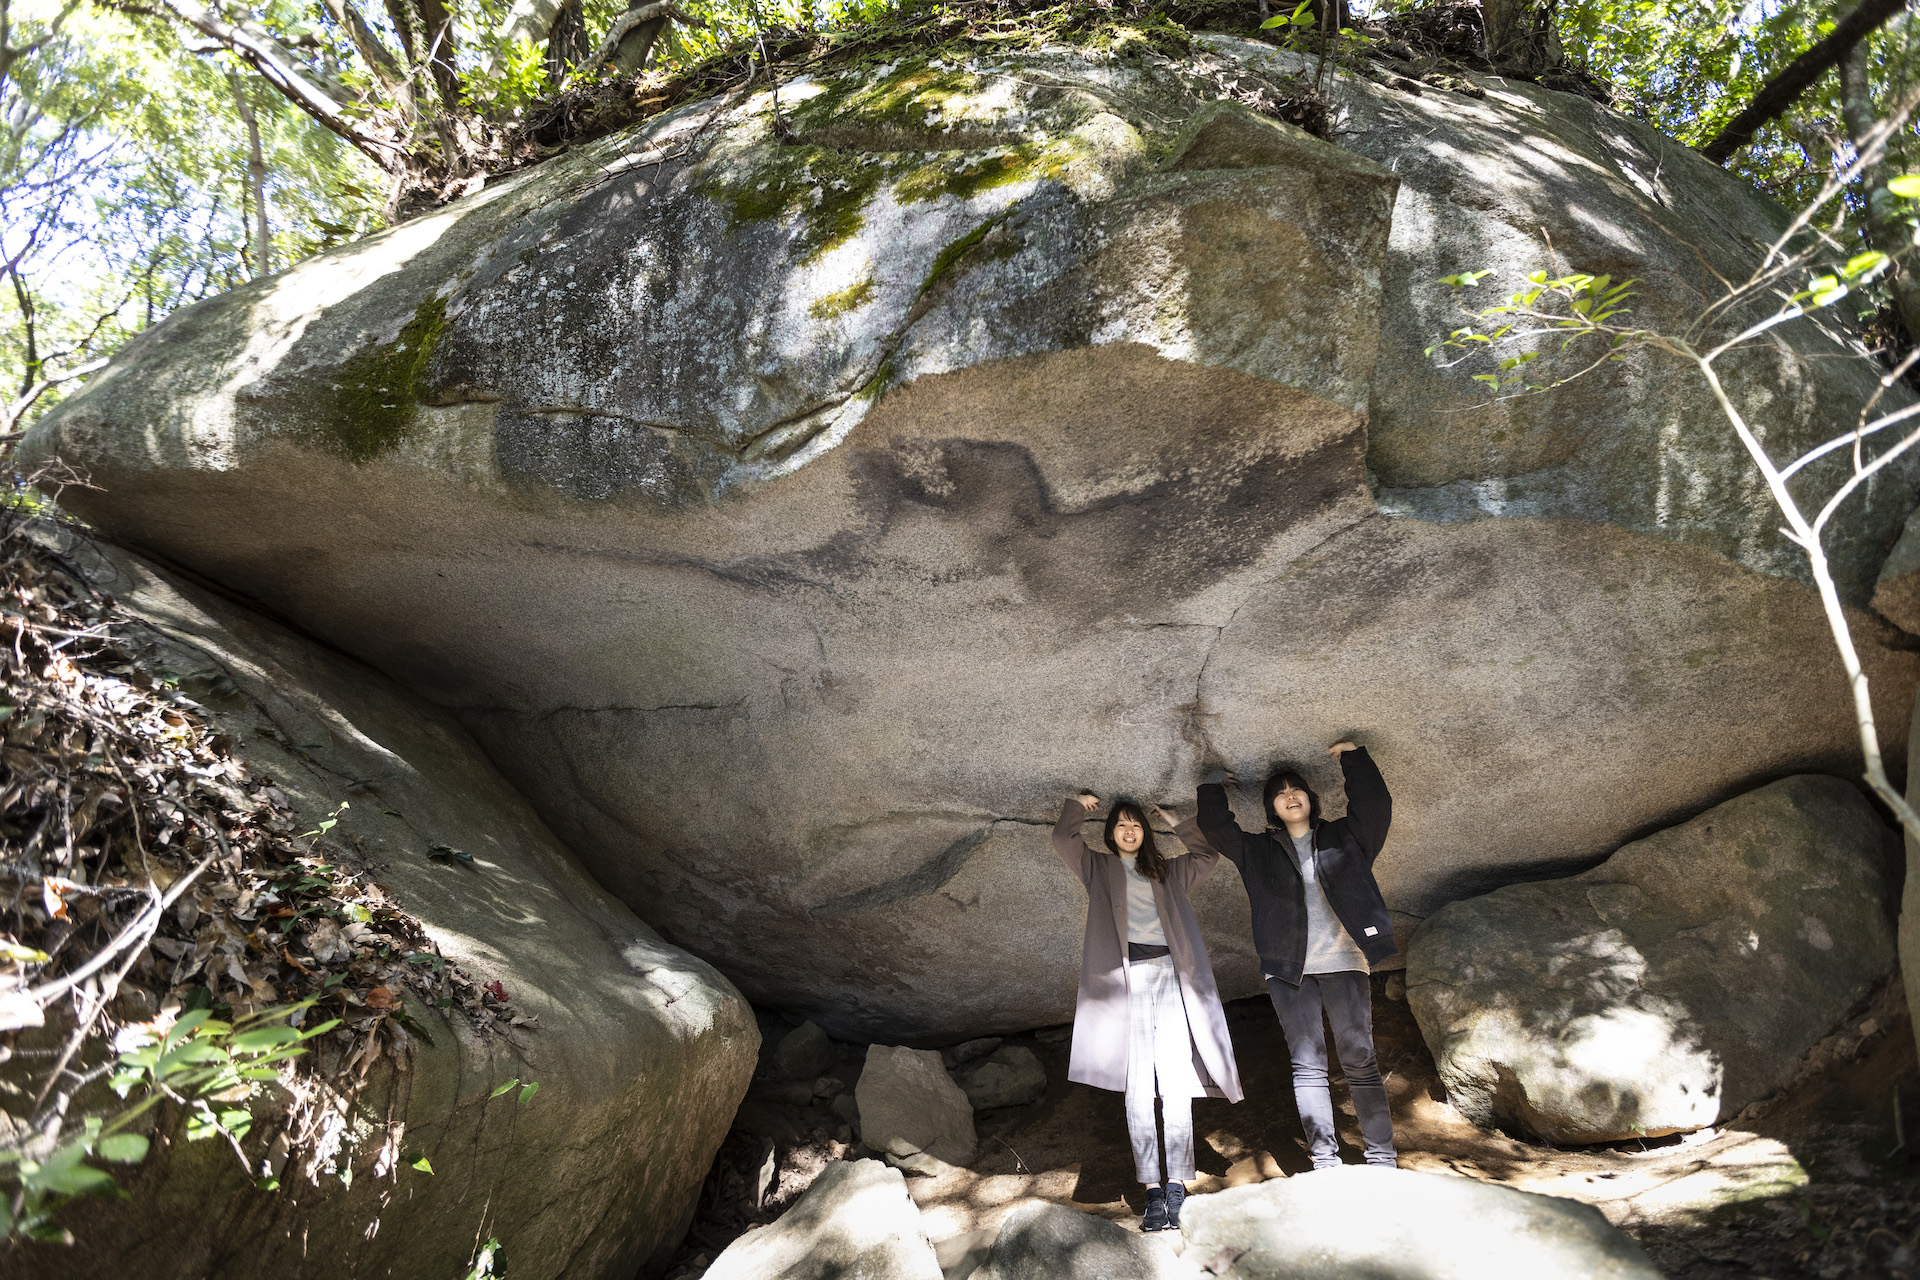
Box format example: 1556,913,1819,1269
1154,804,1223,889
1194,772,1253,869
1337,745,1392,861
1051,794,1097,884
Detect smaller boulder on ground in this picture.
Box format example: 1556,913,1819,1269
952,1045,1047,1110
1406,775,1899,1143
773,1020,837,1081
972,1202,1183,1280
857,1045,978,1168
944,1036,1003,1069
701,1158,943,1280
1178,1166,1660,1279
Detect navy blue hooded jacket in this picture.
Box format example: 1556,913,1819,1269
1194,747,1396,986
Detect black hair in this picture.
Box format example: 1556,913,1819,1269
1262,767,1321,827
1102,799,1168,881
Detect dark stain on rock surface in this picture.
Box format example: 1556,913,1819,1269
804,428,1369,621
811,824,995,916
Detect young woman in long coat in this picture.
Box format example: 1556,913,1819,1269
1051,792,1244,1232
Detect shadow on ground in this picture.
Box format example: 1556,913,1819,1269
668,973,1920,1279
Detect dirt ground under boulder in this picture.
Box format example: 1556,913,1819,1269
671,974,1920,1279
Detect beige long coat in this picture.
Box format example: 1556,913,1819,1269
1050,800,1244,1102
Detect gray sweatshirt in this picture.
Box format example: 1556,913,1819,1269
1286,831,1369,975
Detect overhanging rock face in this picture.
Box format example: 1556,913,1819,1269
27,40,1920,1040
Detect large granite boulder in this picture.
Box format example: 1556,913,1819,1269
1406,775,1900,1144
972,1201,1183,1280
24,33,1919,1040
25,533,757,1280
1179,1166,1661,1279
702,1159,942,1280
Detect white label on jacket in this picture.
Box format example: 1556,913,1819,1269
1363,926,1378,936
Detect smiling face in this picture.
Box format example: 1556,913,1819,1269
1270,780,1311,828
1112,811,1145,853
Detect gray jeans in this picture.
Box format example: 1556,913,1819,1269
1265,970,1397,1168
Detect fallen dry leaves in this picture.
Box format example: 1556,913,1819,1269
0,496,533,1183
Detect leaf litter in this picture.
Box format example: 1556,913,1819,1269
0,483,533,1194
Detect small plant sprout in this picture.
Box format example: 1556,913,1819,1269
1260,1,1316,32
299,800,349,850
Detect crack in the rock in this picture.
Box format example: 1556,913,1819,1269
534,698,748,720
808,815,1050,916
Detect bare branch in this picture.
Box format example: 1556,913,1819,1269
150,0,405,170
1700,0,1911,165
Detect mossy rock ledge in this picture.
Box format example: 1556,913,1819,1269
25,38,1920,1041
6,536,757,1279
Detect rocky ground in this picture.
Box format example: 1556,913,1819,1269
667,973,1920,1279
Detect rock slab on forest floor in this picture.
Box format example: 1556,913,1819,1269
1407,774,1900,1143
21,536,758,1280
702,1158,943,1280
971,1201,1186,1280
1178,1166,1662,1279
857,1045,978,1169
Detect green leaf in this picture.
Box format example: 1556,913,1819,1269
96,1133,149,1164
228,1026,303,1052
33,1161,118,1197
1889,174,1920,197
163,1009,214,1051
1258,13,1287,26
1843,250,1889,280
518,1081,540,1106
412,1155,434,1174
490,1078,521,1099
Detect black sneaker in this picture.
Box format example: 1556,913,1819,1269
1164,1181,1188,1230
1141,1186,1170,1232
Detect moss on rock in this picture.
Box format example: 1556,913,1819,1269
699,145,893,263
320,297,447,463
810,278,877,319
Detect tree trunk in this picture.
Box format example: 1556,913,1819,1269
383,0,417,63
1308,0,1349,30
1840,41,1920,343
229,72,271,278
1482,0,1559,75
158,0,402,170
545,0,589,83
416,0,461,112
1905,676,1920,1105
606,11,668,74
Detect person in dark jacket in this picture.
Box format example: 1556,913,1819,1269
1194,742,1398,1169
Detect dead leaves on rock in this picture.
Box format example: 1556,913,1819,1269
0,507,535,1191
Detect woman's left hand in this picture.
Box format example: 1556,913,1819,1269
1328,741,1358,756
1147,802,1177,828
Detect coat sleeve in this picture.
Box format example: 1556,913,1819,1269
1051,798,1095,885
1169,815,1222,889
1195,782,1252,870
1340,747,1392,863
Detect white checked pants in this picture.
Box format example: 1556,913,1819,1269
1125,955,1201,1184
